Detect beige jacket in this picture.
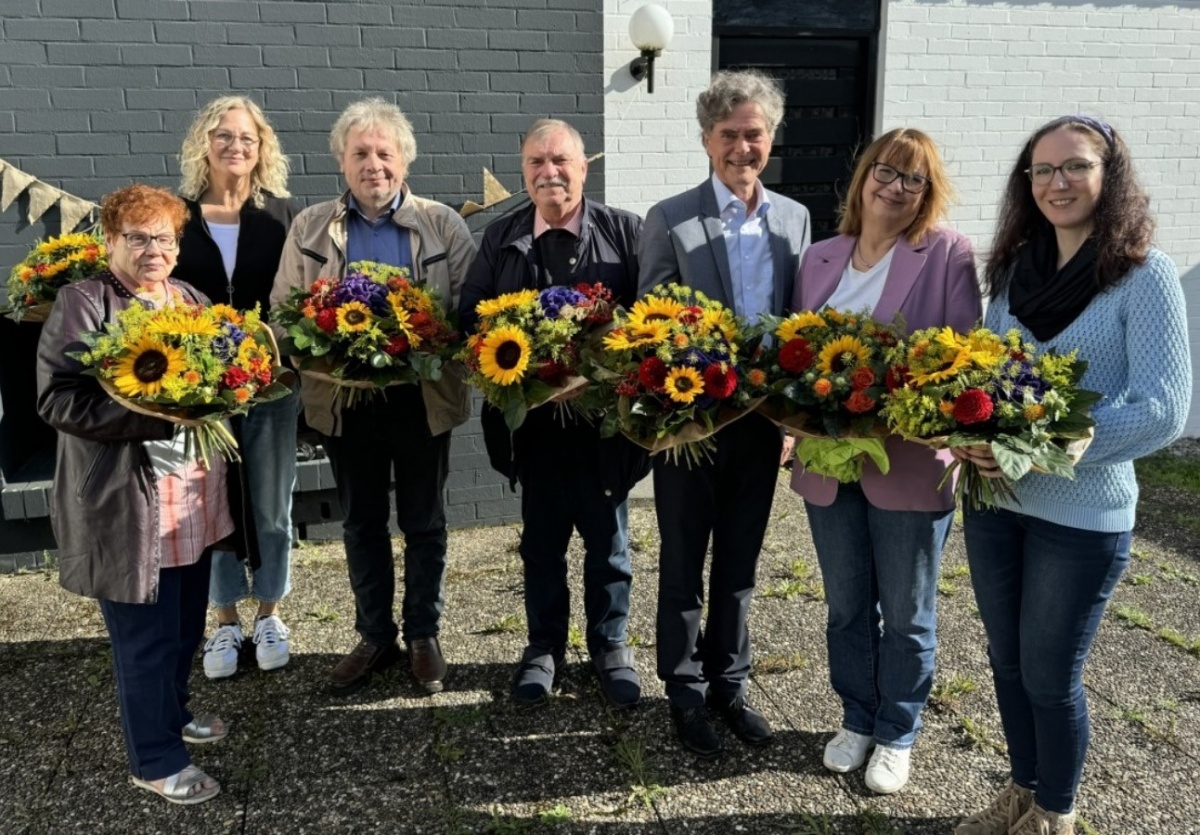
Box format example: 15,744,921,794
270,189,476,437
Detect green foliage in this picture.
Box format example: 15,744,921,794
1135,451,1200,494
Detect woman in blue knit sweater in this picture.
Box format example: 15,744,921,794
954,116,1191,835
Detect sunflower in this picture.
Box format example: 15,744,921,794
603,321,671,351
817,335,872,376
663,366,704,404
911,347,971,387
208,304,243,325
146,308,220,339
627,296,685,327
478,326,531,385
111,335,187,397
475,290,539,318
777,312,828,342
336,301,373,333
388,295,423,347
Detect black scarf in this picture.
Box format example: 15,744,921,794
1008,230,1100,342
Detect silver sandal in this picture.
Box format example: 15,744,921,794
130,765,221,805
182,714,229,744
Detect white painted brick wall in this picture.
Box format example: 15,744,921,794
883,0,1200,436
604,0,712,218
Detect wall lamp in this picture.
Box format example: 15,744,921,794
628,3,674,94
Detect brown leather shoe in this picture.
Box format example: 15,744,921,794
407,636,447,694
328,639,401,696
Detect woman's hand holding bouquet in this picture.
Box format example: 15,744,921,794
880,325,1100,508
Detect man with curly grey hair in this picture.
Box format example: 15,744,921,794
638,69,811,758
271,97,477,698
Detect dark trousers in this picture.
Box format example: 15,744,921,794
323,386,451,646
517,410,632,658
98,551,212,781
654,413,781,708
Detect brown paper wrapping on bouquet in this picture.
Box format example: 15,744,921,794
15,302,54,323
298,356,413,390
535,374,590,406
98,377,208,427
626,397,766,455
755,399,889,440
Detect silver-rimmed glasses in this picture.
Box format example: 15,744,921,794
121,233,180,251
1025,159,1101,185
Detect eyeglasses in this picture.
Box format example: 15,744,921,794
212,131,260,149
1025,159,1102,185
121,233,180,251
870,162,930,194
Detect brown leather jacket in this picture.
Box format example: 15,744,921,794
269,189,476,438
35,273,239,604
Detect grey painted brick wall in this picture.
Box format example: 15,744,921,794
0,0,605,534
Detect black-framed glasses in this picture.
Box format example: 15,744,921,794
121,233,180,251
212,131,260,148
871,162,930,194
1025,159,1102,185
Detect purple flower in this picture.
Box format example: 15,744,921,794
212,324,247,362
996,359,1051,403
333,273,390,316
539,286,586,319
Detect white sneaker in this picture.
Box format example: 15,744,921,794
823,728,874,772
203,624,244,679
253,615,291,671
864,745,911,794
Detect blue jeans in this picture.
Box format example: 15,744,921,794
100,553,211,780
805,483,953,749
964,506,1130,814
210,386,300,607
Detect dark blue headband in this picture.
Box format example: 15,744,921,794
1048,114,1115,148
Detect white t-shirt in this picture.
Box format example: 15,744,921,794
207,221,239,283
824,245,895,314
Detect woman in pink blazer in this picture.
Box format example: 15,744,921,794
790,129,982,794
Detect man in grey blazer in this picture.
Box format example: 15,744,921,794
638,69,811,758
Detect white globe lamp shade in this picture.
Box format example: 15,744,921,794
629,4,674,53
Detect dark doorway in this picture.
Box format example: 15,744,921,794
715,1,880,241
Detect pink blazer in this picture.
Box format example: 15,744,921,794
788,226,983,511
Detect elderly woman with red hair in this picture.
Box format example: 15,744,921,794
36,183,237,805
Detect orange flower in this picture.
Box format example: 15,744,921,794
234,388,252,403
938,400,956,416
183,370,201,385
747,368,766,387
302,304,317,319
813,378,833,397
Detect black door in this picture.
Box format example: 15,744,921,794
715,2,879,241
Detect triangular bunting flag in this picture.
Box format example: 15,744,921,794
58,194,96,234
459,200,486,218
1,159,36,213
482,168,511,207
27,181,61,225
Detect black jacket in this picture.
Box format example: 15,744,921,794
173,192,301,319
459,198,651,502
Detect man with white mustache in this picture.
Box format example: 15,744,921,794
459,119,649,710
638,70,811,758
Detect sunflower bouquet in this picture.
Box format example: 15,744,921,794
880,325,1100,508
76,302,292,467
5,231,107,323
751,308,900,482
590,283,761,466
458,283,616,431
273,260,459,409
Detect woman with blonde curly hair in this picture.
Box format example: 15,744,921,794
172,95,303,680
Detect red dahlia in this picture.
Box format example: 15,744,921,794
778,338,814,373
315,308,338,333
383,335,410,355
885,365,910,392
702,364,738,399
222,367,251,388
638,357,668,390
952,388,994,425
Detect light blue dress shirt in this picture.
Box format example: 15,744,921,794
711,173,773,324
346,191,412,272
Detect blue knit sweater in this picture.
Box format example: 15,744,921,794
985,248,1192,533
